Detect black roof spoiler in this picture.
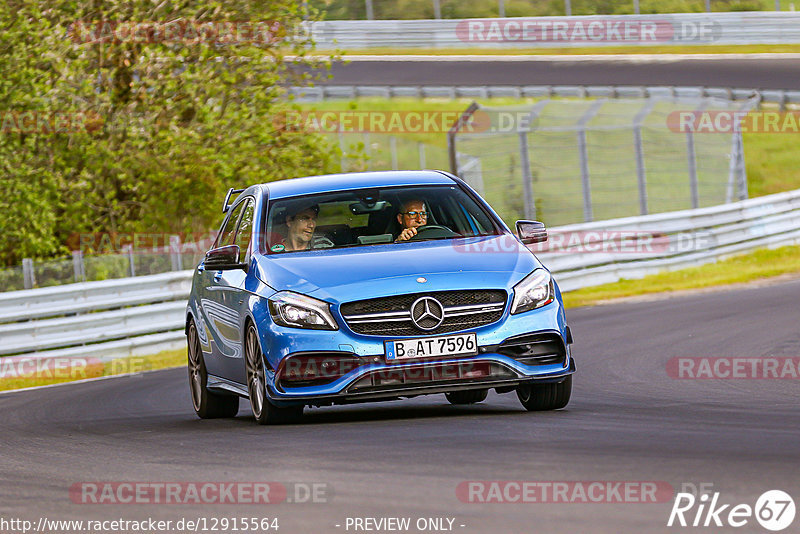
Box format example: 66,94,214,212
222,188,246,213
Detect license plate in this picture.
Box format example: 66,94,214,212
385,333,478,361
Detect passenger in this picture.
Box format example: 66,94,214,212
279,204,333,252
394,199,428,242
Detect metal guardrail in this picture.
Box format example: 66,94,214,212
0,272,193,373
540,188,800,290
291,85,800,108
307,13,800,48
1,188,799,372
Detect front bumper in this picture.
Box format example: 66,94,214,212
255,300,573,406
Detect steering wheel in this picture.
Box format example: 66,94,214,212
408,225,458,241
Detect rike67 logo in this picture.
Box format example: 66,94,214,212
668,486,795,531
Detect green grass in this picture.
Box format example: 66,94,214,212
562,244,800,307
743,131,800,197
0,348,185,392
324,44,800,56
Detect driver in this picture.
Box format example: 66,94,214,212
395,199,428,242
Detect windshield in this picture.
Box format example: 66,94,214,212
263,185,501,254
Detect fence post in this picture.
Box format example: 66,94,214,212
365,0,374,20
433,0,441,18
634,0,640,14
338,131,347,172
170,235,183,271
498,0,505,17
390,136,398,170
72,250,85,283
22,258,35,290
448,102,480,175
518,131,537,221
705,0,711,11
736,131,748,200
576,101,603,222
565,0,572,16
418,142,426,168
127,245,136,277
687,129,699,209
687,101,707,209
633,100,655,215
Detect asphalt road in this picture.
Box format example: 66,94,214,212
1,278,799,533
318,56,800,90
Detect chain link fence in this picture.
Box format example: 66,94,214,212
4,241,207,292
449,96,756,227
337,132,450,172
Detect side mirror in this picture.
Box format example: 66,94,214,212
516,220,547,245
204,245,246,271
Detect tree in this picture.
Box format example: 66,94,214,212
0,0,339,265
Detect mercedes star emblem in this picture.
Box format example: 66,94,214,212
410,296,445,331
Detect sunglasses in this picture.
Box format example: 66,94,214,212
402,211,428,218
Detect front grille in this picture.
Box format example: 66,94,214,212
340,290,507,336
496,333,566,366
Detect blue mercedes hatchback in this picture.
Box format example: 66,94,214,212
186,170,574,424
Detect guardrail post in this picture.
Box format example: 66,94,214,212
433,0,441,18
565,0,572,15
634,0,640,14
170,236,183,272
704,0,710,11
418,142,426,168
22,258,35,290
499,0,505,17
365,0,374,20
72,250,85,283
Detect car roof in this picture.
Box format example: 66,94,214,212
260,170,456,200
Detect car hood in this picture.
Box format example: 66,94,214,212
255,236,543,303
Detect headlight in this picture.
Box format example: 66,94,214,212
510,269,554,315
268,292,338,330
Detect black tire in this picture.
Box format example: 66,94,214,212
445,389,489,405
187,320,239,419
245,323,303,425
516,375,572,411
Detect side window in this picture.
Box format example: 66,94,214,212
234,200,255,257
217,201,245,247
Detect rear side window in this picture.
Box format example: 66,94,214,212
217,201,245,248
235,200,255,256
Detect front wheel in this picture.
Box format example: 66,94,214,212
516,375,572,411
187,320,239,419
245,324,303,425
